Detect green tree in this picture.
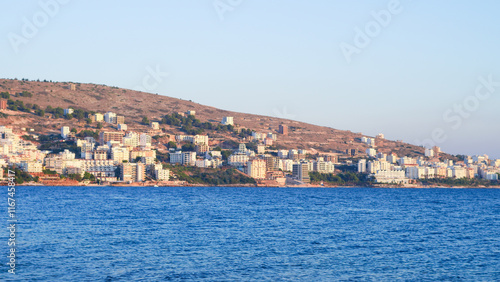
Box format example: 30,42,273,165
181,143,196,152
221,150,232,160
0,92,9,99
96,122,103,129
141,116,150,125
167,141,177,149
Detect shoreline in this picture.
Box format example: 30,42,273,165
3,182,500,189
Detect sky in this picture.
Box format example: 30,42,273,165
1,0,499,158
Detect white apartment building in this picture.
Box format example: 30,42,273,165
228,153,249,167
111,147,130,164
139,133,152,147
155,168,170,181
104,112,117,124
61,126,70,139
452,166,467,179
182,152,196,166
19,160,43,173
123,132,139,147
313,161,335,173
94,113,104,122
358,159,367,173
247,159,266,179
150,122,159,130
387,154,398,164
221,116,234,126
81,160,116,178
372,169,408,184
425,148,435,157
257,144,266,154
406,166,426,179
278,150,289,159
195,159,213,168
170,151,183,165
366,148,376,157
118,124,128,131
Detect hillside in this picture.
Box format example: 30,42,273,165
0,78,446,159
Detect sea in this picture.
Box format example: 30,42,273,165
0,186,499,281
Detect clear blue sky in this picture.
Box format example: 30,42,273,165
2,1,499,158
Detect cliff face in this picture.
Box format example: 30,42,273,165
0,78,431,158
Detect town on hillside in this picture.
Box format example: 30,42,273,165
1,95,499,187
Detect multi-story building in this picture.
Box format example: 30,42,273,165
425,148,435,157
247,159,266,179
19,160,43,173
64,108,74,115
398,157,417,166
93,149,108,160
313,160,335,173
155,167,170,181
278,150,289,159
78,140,95,160
452,166,466,179
129,148,156,162
61,126,70,139
358,159,367,173
111,147,130,164
116,115,125,125
372,169,408,184
256,144,266,154
228,153,249,167
264,156,280,172
267,133,277,141
176,135,209,145
150,122,159,130
123,132,139,147
92,113,104,122
117,124,127,131
278,124,288,135
0,99,7,110
170,151,183,165
195,159,213,168
387,154,398,164
195,144,209,155
366,148,376,157
139,133,152,147
182,152,197,166
168,151,195,166
121,162,145,182
81,159,116,178
104,112,117,123
221,116,234,126
405,166,426,179
99,131,124,145
292,162,310,183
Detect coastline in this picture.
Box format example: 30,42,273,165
3,182,500,189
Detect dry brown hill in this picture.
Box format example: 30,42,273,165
0,78,444,159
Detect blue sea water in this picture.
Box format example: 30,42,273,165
0,186,499,281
